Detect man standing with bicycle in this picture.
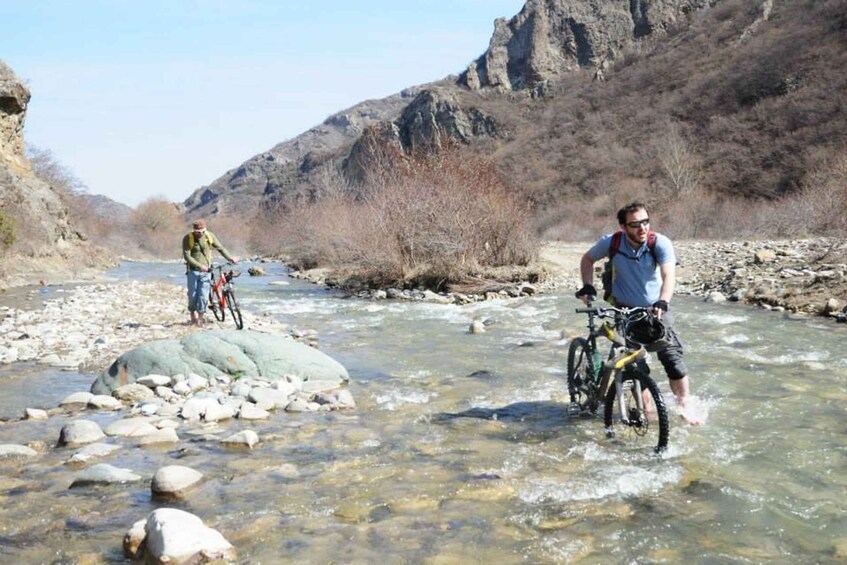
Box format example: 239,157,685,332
182,219,239,327
575,202,704,425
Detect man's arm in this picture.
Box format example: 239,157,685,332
580,251,596,287
576,251,598,305
654,261,675,319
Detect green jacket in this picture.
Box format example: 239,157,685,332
182,230,235,271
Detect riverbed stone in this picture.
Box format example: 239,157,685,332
91,329,349,395
88,394,123,410
24,407,48,420
139,508,236,563
123,519,146,559
0,444,38,458
151,465,204,498
69,463,142,487
221,429,260,448
137,428,180,446
59,420,105,446
65,442,122,465
113,383,154,402
105,418,158,437
238,403,270,420
136,374,172,388
60,391,93,407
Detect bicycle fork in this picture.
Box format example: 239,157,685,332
600,347,648,428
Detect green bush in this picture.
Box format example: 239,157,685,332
0,209,17,250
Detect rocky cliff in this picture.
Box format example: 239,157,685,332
461,0,711,90
0,59,111,288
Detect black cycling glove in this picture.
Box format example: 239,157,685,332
575,284,597,300
652,300,669,312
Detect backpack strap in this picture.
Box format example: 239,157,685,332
610,230,658,261
608,230,624,259
188,231,214,250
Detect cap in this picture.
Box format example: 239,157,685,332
192,219,207,230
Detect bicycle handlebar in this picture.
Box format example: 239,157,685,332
575,304,650,316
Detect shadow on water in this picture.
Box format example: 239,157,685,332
433,400,580,443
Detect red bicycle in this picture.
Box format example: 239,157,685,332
208,262,244,329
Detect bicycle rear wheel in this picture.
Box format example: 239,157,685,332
567,337,599,413
603,369,669,453
225,289,243,329
209,288,225,322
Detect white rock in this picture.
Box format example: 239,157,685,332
143,508,235,563
24,408,49,420
0,444,38,458
123,519,146,559
59,420,106,446
70,463,141,487
60,391,93,406
137,428,180,446
172,381,191,396
137,374,173,388
65,442,122,465
202,403,235,423
151,465,204,497
221,430,259,449
238,403,270,420
105,418,158,437
88,395,123,410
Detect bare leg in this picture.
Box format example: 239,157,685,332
670,376,705,425
190,311,198,327
197,312,205,327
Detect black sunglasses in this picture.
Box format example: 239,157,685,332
626,219,650,229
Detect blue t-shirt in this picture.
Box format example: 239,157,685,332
588,232,676,307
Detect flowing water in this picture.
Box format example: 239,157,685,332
0,262,845,563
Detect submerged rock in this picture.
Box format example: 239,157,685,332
91,329,349,395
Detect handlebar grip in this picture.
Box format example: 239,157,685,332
575,306,601,314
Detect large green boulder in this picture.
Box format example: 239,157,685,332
91,330,349,395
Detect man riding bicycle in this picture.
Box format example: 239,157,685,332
182,219,239,327
576,202,705,425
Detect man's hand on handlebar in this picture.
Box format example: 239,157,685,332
575,284,597,305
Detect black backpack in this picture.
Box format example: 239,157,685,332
601,230,658,302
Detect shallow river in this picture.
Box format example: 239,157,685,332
1,262,845,563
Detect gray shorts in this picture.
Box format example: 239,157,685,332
654,310,687,380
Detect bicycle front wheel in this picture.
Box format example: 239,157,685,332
209,288,225,322
603,370,669,453
225,289,243,329
567,337,599,413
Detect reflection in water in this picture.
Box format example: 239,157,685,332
0,261,845,562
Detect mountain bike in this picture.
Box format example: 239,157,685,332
208,262,244,330
567,304,669,453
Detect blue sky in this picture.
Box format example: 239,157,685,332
2,0,525,207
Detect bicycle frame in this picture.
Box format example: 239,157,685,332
576,304,650,425
210,264,230,308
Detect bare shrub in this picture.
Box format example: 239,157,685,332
657,122,703,200
259,145,538,289
130,197,184,259
788,150,847,236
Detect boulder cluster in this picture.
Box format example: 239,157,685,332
1,328,351,563
674,238,847,320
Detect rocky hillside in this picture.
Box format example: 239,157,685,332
0,59,111,288
184,0,717,218
182,0,847,238
182,86,426,218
